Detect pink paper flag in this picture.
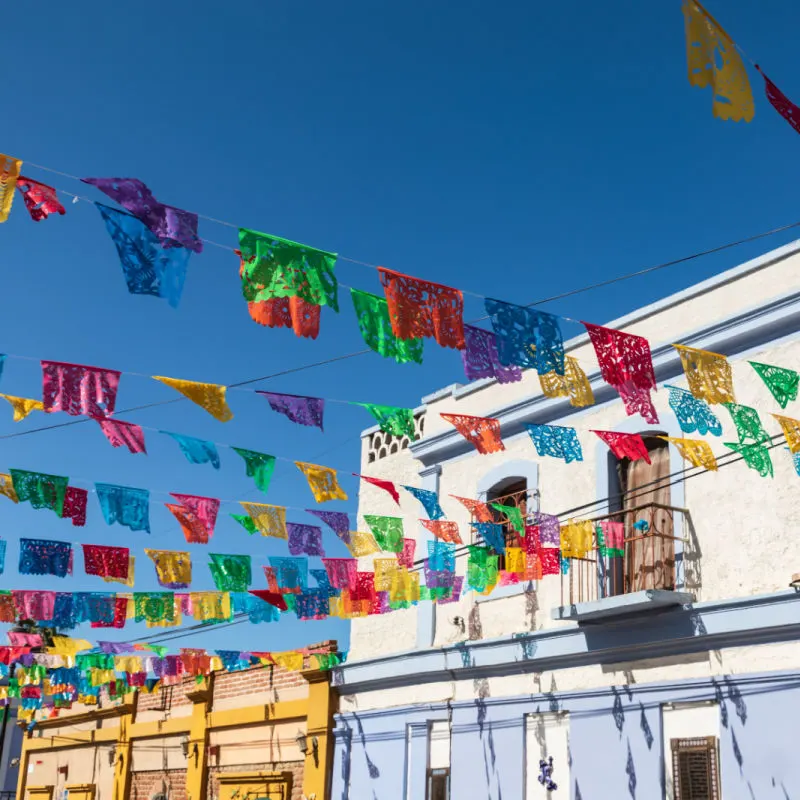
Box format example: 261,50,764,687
98,419,147,454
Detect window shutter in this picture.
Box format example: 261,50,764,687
671,736,720,800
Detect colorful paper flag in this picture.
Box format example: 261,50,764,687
82,545,130,581
11,469,68,516
306,510,351,541
364,515,404,552
162,432,221,469
471,523,506,554
240,502,287,539
360,403,416,439
63,486,88,527
97,419,147,454
538,355,595,408
0,394,44,422
95,483,150,533
19,539,72,578
296,462,348,503
724,441,773,478
232,447,276,494
592,430,651,463
0,155,22,223
287,523,325,557
402,485,445,519
96,205,190,308
16,177,66,222
673,345,735,404
152,376,234,422
749,361,799,409
485,299,564,374
772,414,800,454
420,520,462,545
41,361,121,418
724,403,770,444
145,550,192,589
256,391,324,431
665,384,722,436
682,0,754,122
354,474,400,504
441,413,504,454
351,288,424,364
378,267,465,350
659,436,718,471
461,325,522,384
525,423,583,463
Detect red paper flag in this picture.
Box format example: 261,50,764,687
450,495,494,523
166,494,220,545
62,487,87,527
82,544,130,579
378,267,465,350
354,473,401,505
16,177,66,222
249,590,289,611
583,323,657,423
97,419,147,454
41,361,121,419
757,66,800,136
441,413,504,454
592,430,651,464
421,519,463,544
91,597,128,629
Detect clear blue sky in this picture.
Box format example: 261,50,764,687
1,0,799,655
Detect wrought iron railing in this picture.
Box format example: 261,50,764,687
560,502,690,607
473,486,535,570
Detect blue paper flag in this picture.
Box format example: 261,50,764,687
230,592,281,623
471,523,507,554
19,538,72,577
295,589,332,619
402,486,445,520
96,204,190,309
95,483,151,533
269,556,308,592
216,650,251,672
0,539,6,575
665,384,723,436
162,431,221,469
51,593,76,629
526,423,584,463
74,592,117,625
484,299,565,375
427,540,456,572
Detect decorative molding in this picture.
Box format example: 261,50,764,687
333,589,800,694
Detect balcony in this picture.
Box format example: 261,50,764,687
552,502,695,623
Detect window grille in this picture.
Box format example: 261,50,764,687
671,736,720,800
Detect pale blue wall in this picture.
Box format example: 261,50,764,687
332,671,800,800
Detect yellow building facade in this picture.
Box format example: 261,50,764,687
15,649,337,800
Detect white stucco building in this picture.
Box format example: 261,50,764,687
331,239,800,800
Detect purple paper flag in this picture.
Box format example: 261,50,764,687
257,391,324,431
534,512,561,547
287,523,326,557
306,509,350,540
82,177,202,253
462,325,522,384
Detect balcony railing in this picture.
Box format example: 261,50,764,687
560,502,690,608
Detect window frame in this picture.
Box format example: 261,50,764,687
670,736,720,800
426,767,450,800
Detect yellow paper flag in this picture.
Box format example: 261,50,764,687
0,474,18,503
295,461,348,503
345,531,381,557
560,520,594,559
389,569,420,604
660,436,718,471
505,547,526,575
48,636,92,657
241,501,287,539
682,0,754,122
772,414,800,454
0,394,44,422
114,656,144,674
145,549,192,588
0,154,22,223
538,355,595,408
190,591,232,622
152,376,234,422
673,344,735,404
271,651,304,671
373,558,400,591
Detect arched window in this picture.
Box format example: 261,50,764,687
484,477,528,571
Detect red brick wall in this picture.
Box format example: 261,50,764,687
131,769,187,800
212,664,306,704
207,762,304,800
137,679,193,711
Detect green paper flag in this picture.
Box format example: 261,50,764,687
238,228,339,311
363,514,404,553
750,361,800,409
232,447,276,494
351,288,424,365
209,553,252,592
467,545,499,593
490,502,524,534
360,403,416,440
724,441,774,478
10,469,68,516
723,403,770,445
230,513,258,535
133,593,176,625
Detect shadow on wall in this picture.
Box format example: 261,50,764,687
682,515,703,596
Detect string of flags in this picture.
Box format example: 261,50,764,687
0,631,347,722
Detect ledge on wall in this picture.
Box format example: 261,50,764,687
551,589,696,623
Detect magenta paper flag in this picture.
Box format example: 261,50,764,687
583,323,658,424
169,493,220,542
97,419,147,454
322,558,357,590
592,430,651,463
63,487,88,527
256,391,324,431
41,361,121,418
354,473,400,504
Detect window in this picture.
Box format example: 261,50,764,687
485,478,528,571
606,435,675,594
426,769,450,800
671,737,720,800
